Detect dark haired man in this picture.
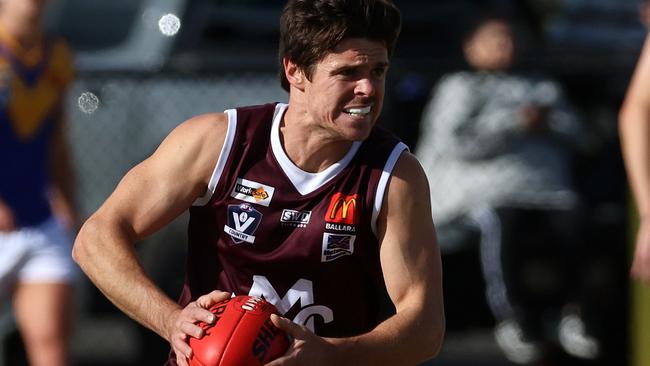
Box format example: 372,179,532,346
72,1,445,365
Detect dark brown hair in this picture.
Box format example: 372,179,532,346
278,0,401,91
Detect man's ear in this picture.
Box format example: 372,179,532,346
283,58,305,91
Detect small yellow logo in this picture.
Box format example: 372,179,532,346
252,187,269,201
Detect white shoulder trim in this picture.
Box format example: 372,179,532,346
371,142,409,235
192,109,238,206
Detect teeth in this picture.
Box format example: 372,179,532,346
344,105,371,116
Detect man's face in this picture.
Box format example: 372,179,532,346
301,37,389,142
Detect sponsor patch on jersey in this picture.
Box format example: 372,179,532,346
321,233,355,262
224,203,263,244
324,222,356,233
325,193,357,225
280,209,311,228
230,178,275,207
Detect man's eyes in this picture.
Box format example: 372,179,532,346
337,67,387,78
372,68,387,78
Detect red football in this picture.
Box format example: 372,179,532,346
189,295,291,366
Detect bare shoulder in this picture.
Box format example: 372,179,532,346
378,151,433,237
388,151,430,199
161,112,228,157
169,112,228,143
150,112,229,187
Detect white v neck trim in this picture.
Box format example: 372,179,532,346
271,103,362,196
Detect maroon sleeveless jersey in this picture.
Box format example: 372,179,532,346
179,103,407,339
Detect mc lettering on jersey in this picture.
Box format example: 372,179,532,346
325,193,357,225
249,275,333,332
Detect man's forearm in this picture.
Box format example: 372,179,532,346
72,216,181,340
328,303,444,366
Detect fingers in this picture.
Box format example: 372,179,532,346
270,314,290,331
170,295,225,365
174,292,230,339
189,291,232,326
196,290,232,308
180,318,205,339
173,332,192,365
271,314,305,338
264,355,289,366
170,291,233,365
176,355,188,366
186,302,217,326
171,322,198,366
171,307,208,365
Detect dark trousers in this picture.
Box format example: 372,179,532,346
468,206,585,337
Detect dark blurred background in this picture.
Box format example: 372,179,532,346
0,0,645,365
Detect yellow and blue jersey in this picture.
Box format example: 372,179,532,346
0,28,74,227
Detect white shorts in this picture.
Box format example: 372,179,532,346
0,216,77,299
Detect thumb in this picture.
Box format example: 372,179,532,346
270,314,306,338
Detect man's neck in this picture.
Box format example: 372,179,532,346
281,105,354,174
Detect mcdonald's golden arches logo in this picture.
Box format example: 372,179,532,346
325,193,357,225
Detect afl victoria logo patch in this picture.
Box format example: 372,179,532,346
224,203,263,244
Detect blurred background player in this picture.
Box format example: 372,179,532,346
415,13,599,365
619,12,650,366
0,0,77,365
72,0,444,365
621,3,650,287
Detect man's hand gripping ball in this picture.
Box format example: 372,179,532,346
189,295,290,366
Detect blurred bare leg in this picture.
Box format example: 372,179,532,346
13,282,73,366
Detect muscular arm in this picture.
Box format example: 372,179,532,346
620,36,650,283
337,152,444,364
344,153,445,365
72,113,229,354
270,152,445,365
